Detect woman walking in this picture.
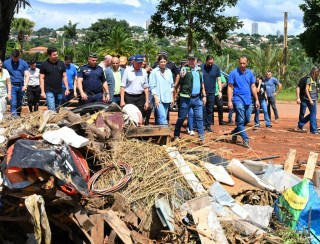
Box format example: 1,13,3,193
0,60,11,121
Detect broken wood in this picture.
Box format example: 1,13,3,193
304,151,318,179
104,210,133,244
74,207,94,232
166,147,206,195
126,126,171,145
131,230,152,244
105,230,117,244
90,214,105,244
284,149,296,173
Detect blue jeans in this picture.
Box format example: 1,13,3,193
254,99,271,126
298,97,307,123
203,93,215,128
11,85,24,116
46,92,62,111
231,103,252,142
155,102,170,125
187,107,195,131
174,96,204,140
228,108,234,123
298,99,317,133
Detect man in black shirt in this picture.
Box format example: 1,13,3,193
296,75,310,132
40,47,69,111
254,76,272,128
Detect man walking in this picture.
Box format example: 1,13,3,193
61,55,77,105
105,56,125,105
200,55,222,132
228,56,259,147
40,47,69,111
120,54,149,117
174,53,207,143
3,49,29,117
77,53,110,105
264,71,282,123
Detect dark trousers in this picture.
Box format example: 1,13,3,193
27,85,41,112
124,92,146,118
203,93,215,128
61,87,75,106
214,95,224,124
79,92,103,105
267,96,279,120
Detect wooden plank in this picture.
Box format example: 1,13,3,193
166,147,206,195
106,230,117,244
131,231,151,244
90,214,104,244
74,208,94,232
126,126,171,137
304,151,318,179
104,210,133,244
284,149,296,173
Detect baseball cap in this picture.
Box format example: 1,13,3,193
187,53,196,60
128,55,135,62
89,52,98,58
134,54,144,63
119,56,127,65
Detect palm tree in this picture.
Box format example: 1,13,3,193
0,0,31,60
11,17,35,52
98,27,134,57
63,20,78,56
135,37,158,64
75,43,97,65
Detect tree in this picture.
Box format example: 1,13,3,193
84,18,131,46
11,17,35,52
148,0,243,53
34,27,54,37
130,25,145,35
97,27,134,57
62,20,78,57
299,0,320,62
0,0,31,60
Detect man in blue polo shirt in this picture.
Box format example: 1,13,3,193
264,71,282,123
77,53,110,105
200,55,222,132
3,49,29,117
228,56,259,147
61,55,77,106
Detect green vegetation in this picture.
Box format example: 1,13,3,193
277,88,297,102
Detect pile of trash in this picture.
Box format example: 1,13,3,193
0,102,317,243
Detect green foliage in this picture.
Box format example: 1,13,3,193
11,17,35,51
84,18,131,46
299,0,320,62
134,37,159,64
148,0,243,53
97,26,134,57
277,87,297,101
63,20,78,41
74,43,97,65
131,26,145,35
33,27,55,37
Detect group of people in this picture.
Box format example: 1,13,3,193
0,48,295,148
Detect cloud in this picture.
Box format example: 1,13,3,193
36,0,141,7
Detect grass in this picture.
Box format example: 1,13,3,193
277,87,297,102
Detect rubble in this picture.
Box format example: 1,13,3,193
0,103,317,243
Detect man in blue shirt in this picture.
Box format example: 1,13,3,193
264,71,282,123
77,53,110,105
174,53,207,144
228,56,259,148
200,55,222,132
61,55,77,106
3,49,29,117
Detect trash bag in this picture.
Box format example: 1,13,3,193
274,178,320,243
2,139,89,196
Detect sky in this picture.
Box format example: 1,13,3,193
15,0,305,36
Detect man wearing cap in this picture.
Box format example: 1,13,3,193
200,55,222,132
105,56,125,105
120,54,149,117
77,53,110,105
128,56,135,67
3,49,29,117
40,47,69,111
174,53,207,143
119,56,128,69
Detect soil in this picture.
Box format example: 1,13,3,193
168,101,320,194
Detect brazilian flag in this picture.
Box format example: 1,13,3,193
274,178,320,243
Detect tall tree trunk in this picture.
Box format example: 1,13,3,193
187,17,193,53
0,34,7,61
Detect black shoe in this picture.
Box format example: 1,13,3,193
266,125,272,128
231,135,237,144
206,127,213,132
219,121,227,125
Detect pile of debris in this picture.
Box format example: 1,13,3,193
0,102,318,243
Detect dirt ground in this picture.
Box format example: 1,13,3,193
168,101,320,193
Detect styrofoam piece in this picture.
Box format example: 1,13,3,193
204,163,234,186
43,127,89,148
227,159,276,191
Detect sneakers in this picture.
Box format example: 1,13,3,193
189,130,195,136
219,121,227,125
275,119,279,123
173,136,180,142
227,121,235,126
295,127,306,132
231,135,237,144
254,124,260,128
205,127,213,132
266,125,272,128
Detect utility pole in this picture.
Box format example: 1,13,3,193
283,12,288,84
